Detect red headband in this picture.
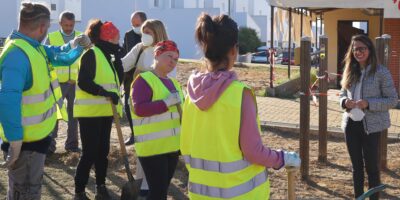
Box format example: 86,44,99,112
154,40,179,57
100,22,119,41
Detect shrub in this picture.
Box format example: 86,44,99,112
238,27,262,54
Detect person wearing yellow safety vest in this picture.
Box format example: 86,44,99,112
0,3,90,199
45,11,84,154
73,19,124,200
180,13,302,200
122,19,171,196
130,40,182,200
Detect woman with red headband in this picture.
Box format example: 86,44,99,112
73,19,124,200
130,40,183,199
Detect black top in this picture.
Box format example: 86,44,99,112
123,29,141,54
78,40,125,96
1,135,51,154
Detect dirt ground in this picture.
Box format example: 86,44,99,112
0,62,399,199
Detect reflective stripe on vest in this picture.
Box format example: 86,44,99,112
75,83,118,91
130,71,183,157
48,31,81,82
0,39,57,142
189,170,268,199
22,104,57,126
133,111,180,126
182,155,251,173
22,80,59,104
73,46,122,118
75,98,109,105
135,127,180,143
55,68,78,75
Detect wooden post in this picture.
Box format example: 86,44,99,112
270,6,275,88
300,37,311,180
376,35,391,170
315,16,318,49
318,36,328,163
288,8,292,79
300,9,304,37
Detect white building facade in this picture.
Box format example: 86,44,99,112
1,0,270,58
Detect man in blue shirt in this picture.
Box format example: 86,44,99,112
0,3,90,199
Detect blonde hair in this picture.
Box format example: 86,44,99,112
341,34,378,90
141,19,168,46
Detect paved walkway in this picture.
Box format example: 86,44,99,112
257,89,400,138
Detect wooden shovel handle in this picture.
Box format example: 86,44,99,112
111,103,128,157
111,102,135,181
176,104,182,123
286,167,297,200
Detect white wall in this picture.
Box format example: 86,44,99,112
0,2,19,39
1,0,271,58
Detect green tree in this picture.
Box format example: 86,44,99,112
238,27,262,54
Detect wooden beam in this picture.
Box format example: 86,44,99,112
300,37,311,180
318,36,328,163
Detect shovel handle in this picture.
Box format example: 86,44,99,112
111,102,135,182
286,167,296,200
177,104,182,123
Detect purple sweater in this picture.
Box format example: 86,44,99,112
131,75,174,117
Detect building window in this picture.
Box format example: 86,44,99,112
171,0,175,8
154,0,160,7
51,3,56,11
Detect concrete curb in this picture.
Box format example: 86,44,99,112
260,120,400,141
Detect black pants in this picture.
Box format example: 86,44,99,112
124,92,134,136
75,117,112,193
345,119,381,200
139,151,179,200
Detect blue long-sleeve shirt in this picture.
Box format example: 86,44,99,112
0,30,83,142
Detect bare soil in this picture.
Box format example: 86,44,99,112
0,62,398,199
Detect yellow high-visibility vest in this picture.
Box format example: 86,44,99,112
180,81,270,200
73,46,122,117
48,30,81,82
36,46,68,122
0,39,58,142
130,71,183,157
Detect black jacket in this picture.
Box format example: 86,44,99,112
78,40,124,96
123,29,141,54
122,29,142,96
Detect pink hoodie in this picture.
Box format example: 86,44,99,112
187,70,284,169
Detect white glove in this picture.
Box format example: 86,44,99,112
70,34,92,49
283,151,301,168
163,92,181,107
5,140,22,170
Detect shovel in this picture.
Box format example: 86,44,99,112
110,102,140,200
286,167,297,200
356,184,387,200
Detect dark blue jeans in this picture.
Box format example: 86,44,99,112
345,119,381,200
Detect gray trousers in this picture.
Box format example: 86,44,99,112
7,151,46,200
50,82,79,152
